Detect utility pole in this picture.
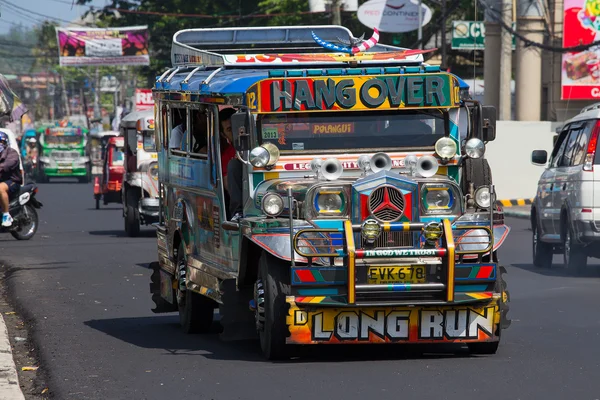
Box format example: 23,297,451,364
441,0,447,68
60,74,71,117
498,0,512,120
93,67,101,119
418,0,423,49
331,0,341,25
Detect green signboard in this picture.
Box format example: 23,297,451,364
451,21,516,50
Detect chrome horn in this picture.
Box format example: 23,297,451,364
320,158,344,181
416,155,439,178
370,152,393,173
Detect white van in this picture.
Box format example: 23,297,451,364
531,103,600,272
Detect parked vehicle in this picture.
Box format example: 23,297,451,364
149,25,511,359
93,136,125,209
38,123,91,183
0,184,43,240
531,102,600,272
121,110,159,236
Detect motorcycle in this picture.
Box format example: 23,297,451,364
23,157,38,182
0,184,43,240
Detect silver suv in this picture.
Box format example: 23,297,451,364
531,103,600,272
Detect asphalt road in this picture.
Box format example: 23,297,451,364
1,181,600,400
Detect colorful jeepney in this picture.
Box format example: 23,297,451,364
38,123,91,183
120,110,159,236
149,26,511,359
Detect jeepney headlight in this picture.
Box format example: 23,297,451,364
423,221,443,243
465,138,485,159
250,142,280,168
314,189,345,214
434,137,457,159
474,186,491,209
261,193,284,217
361,219,381,242
150,163,159,180
421,183,456,215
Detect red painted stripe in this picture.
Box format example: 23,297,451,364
296,269,317,283
476,265,494,279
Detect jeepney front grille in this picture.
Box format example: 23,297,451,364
51,151,79,159
361,231,413,248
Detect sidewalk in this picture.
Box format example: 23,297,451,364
0,314,25,400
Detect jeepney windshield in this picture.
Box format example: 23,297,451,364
143,131,156,152
258,110,445,151
112,147,125,165
43,135,83,147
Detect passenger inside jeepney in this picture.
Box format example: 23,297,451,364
218,108,242,221
168,108,187,149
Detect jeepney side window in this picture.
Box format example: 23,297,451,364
189,106,209,157
160,104,168,149
169,106,188,154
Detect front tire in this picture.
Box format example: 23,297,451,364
175,242,215,334
255,251,290,360
125,190,140,237
532,217,553,268
10,205,38,240
563,224,587,274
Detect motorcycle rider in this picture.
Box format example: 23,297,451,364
24,137,38,176
0,132,22,226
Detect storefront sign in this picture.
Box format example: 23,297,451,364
451,21,516,50
135,89,154,111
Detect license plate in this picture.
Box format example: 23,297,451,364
58,169,72,174
367,266,426,284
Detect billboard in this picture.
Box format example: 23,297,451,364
357,0,431,33
135,89,154,111
56,26,149,67
562,0,600,99
451,21,516,50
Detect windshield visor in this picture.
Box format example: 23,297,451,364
258,110,445,152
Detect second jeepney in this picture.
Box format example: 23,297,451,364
149,26,511,359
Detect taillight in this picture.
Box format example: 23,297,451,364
583,121,600,171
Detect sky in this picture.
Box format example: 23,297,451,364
0,0,108,34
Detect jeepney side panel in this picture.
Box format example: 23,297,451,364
158,99,239,280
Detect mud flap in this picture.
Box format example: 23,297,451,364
499,265,511,330
218,279,258,341
149,261,178,313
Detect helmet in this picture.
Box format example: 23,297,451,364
26,137,37,147
0,132,8,145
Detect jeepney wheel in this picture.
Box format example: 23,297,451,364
175,242,215,334
125,191,140,237
255,251,290,360
460,158,492,195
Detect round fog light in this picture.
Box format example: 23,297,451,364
474,186,491,209
465,138,485,159
361,219,382,242
423,222,443,242
261,193,284,216
435,137,457,159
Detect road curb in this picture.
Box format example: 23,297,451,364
497,198,533,207
0,314,25,400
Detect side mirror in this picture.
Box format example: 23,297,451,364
231,111,250,152
126,129,137,156
531,150,548,165
482,106,497,142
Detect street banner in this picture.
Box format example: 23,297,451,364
135,89,154,111
561,0,600,99
56,26,150,67
451,21,516,50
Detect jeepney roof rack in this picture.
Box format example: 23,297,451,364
170,25,427,69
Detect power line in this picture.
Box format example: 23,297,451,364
0,0,87,26
108,7,324,19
